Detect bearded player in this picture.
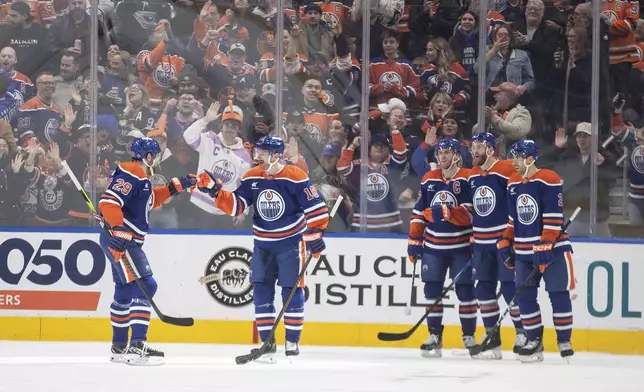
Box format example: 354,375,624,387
197,136,329,360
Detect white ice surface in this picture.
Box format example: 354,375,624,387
1,342,643,392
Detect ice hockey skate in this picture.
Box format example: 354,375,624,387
252,338,277,364
285,341,299,357
109,343,128,363
518,338,544,363
558,341,574,363
513,333,528,360
471,330,502,360
124,341,165,366
420,334,442,358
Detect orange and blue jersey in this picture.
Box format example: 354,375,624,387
214,165,329,247
468,160,516,250
410,168,473,253
98,162,172,244
504,169,572,260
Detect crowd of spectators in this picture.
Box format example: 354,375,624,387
0,0,642,236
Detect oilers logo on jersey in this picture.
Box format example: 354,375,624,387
631,146,644,174
257,190,286,222
379,72,402,86
212,159,237,185
44,117,60,143
473,186,496,217
305,122,323,143
366,173,389,202
431,190,457,206
150,173,169,187
153,63,177,87
517,194,539,225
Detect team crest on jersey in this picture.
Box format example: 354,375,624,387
430,190,457,206
211,159,237,185
322,12,340,27
379,71,402,86
366,173,389,202
44,118,60,143
204,247,253,308
305,122,323,143
516,194,538,225
473,186,496,217
631,146,644,174
319,90,335,107
150,173,168,187
427,74,453,94
153,63,177,87
257,190,285,221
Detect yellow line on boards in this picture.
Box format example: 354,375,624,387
0,317,642,355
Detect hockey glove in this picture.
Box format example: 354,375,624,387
533,240,554,272
108,226,133,263
496,237,515,269
422,205,444,223
169,174,198,196
197,170,223,198
407,236,423,263
303,229,325,257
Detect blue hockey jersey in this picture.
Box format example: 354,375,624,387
468,159,516,250
214,165,330,247
98,162,172,243
410,168,473,253
504,169,572,261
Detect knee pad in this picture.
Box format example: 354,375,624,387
282,287,304,310
253,283,276,307
475,280,496,301
516,286,539,310
423,282,443,299
113,282,134,304
455,283,474,302
132,276,158,299
500,281,517,303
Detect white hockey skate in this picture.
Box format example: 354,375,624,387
558,341,574,364
518,338,544,363
109,343,128,363
124,341,165,366
513,333,528,360
420,335,442,358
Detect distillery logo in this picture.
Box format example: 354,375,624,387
204,247,253,308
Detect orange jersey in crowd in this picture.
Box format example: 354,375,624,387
136,40,185,103
602,0,639,64
299,1,349,26
0,0,56,26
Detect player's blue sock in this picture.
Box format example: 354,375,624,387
475,281,499,329
424,282,444,335
549,291,573,342
110,300,131,345
282,287,305,343
456,284,477,336
516,286,542,341
254,283,276,342
500,281,524,334
129,298,151,343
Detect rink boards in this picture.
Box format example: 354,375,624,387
0,229,643,355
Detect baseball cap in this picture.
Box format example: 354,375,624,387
222,100,243,123
377,98,407,114
233,75,257,89
574,122,592,135
262,83,277,97
322,141,342,157
490,82,520,97
229,43,246,55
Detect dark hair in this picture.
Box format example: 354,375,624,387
460,10,479,26
380,29,400,43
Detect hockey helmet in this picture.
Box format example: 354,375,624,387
130,137,161,160
471,132,496,150
509,140,539,161
436,138,461,155
255,136,285,155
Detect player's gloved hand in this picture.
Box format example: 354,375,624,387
197,170,223,198
497,237,514,269
407,236,423,263
533,240,554,272
108,225,133,262
303,229,325,257
422,205,444,223
169,174,198,195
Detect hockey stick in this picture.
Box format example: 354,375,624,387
468,206,581,357
404,258,418,316
61,161,194,327
377,258,473,342
235,195,343,365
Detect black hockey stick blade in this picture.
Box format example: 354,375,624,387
159,313,195,327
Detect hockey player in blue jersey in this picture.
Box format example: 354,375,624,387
99,137,198,366
196,136,330,360
468,133,526,359
499,140,575,363
408,138,477,358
